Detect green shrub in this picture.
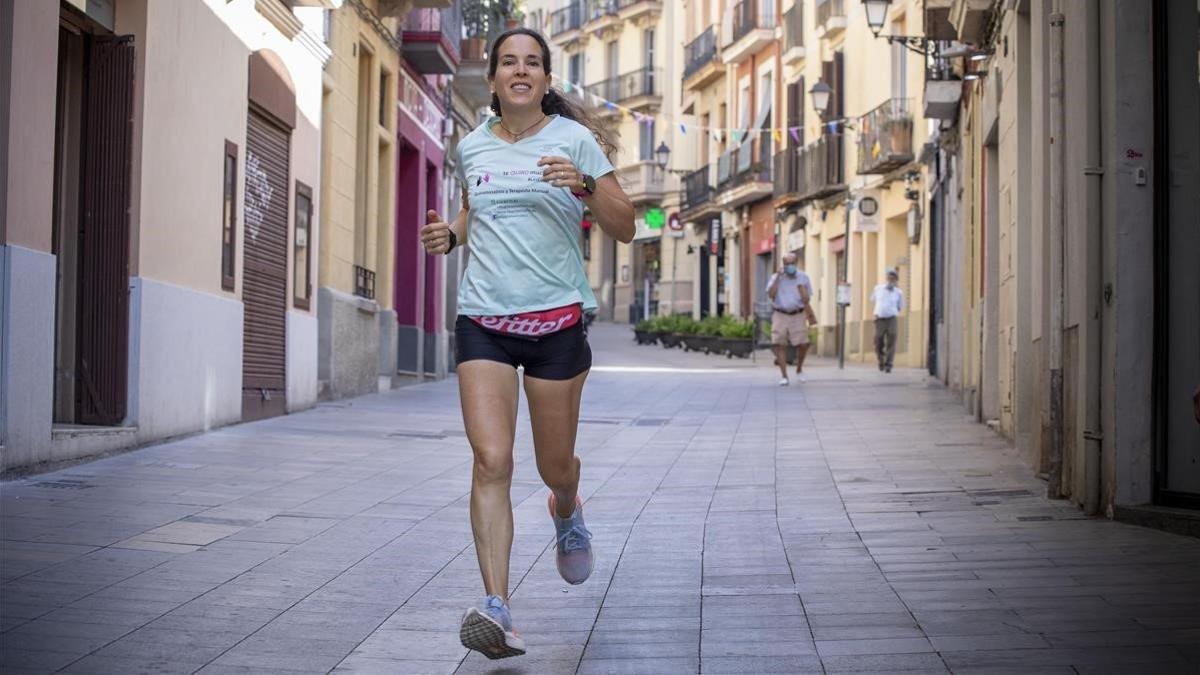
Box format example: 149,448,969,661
717,317,755,339
697,316,725,336
634,318,654,331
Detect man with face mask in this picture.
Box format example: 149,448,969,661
766,253,815,386
871,268,905,373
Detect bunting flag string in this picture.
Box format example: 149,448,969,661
548,73,808,142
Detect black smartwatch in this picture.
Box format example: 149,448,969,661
445,230,457,254
572,174,596,197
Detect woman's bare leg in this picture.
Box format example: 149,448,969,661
458,360,520,600
524,370,588,517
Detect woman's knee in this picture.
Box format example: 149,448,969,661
473,449,514,483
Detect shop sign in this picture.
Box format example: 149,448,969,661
836,282,853,306
708,217,722,255
633,217,661,241
854,192,881,232
400,69,444,145
786,229,805,252
666,212,684,237
645,208,665,229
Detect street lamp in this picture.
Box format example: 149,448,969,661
859,0,939,56
655,141,671,172
809,80,832,119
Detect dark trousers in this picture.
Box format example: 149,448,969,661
874,316,898,368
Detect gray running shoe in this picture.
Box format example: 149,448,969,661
548,493,594,585
460,595,526,660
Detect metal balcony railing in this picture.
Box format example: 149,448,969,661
816,0,845,27
856,98,915,174
354,264,376,300
796,134,845,201
402,5,463,61
718,137,772,191
683,25,718,81
550,2,583,36
773,147,802,200
583,0,620,23
682,166,714,212
732,0,776,44
784,4,804,51
587,67,661,104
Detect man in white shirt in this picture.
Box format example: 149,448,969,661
870,268,904,373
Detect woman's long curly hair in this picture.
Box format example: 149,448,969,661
488,27,616,159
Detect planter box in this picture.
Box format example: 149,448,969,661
682,334,717,353
660,333,685,349
633,329,658,345
719,337,755,358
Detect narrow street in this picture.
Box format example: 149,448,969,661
2,324,1199,675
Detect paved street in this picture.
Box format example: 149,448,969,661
3,323,1200,675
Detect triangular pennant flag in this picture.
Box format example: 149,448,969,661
790,127,800,143
605,101,617,111
680,123,687,134
563,81,572,93
773,128,783,143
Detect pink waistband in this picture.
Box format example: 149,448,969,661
470,304,582,339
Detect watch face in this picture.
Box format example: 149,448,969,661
583,174,596,193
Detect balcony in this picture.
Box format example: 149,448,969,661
379,0,450,15
923,78,962,120
582,0,621,35
683,26,722,90
550,3,584,44
681,165,720,219
716,137,773,208
401,5,462,74
616,0,662,24
354,264,376,301
796,135,845,202
773,147,802,206
857,98,914,175
923,0,957,40
950,0,993,44
616,161,665,206
454,37,491,111
723,0,775,66
815,0,846,39
587,67,661,114
783,3,805,65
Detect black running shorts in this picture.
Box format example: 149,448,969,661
454,315,592,380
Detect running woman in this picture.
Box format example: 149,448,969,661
419,28,635,660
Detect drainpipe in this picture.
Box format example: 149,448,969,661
1082,2,1103,515
1046,8,1066,499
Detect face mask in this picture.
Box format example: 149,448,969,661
886,281,896,289
784,265,797,275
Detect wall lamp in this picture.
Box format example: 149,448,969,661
862,0,940,57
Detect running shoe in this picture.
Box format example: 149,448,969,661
796,372,807,383
548,493,594,585
778,377,790,386
459,595,526,659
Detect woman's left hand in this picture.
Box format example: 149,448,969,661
538,156,583,191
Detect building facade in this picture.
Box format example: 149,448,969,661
1,0,330,472
923,0,1199,523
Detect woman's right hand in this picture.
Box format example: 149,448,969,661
420,210,452,254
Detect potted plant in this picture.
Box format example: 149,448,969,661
687,315,723,354
659,314,691,349
633,317,658,345
718,317,756,358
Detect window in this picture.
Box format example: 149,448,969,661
294,182,313,309
643,28,655,69
639,118,656,161
222,141,238,291
569,53,583,88
379,70,390,126
890,22,907,100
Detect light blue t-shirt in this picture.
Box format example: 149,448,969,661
455,115,614,316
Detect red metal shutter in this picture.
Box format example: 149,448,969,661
76,36,134,426
242,109,290,421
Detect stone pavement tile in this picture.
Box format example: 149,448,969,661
1071,664,1199,675
329,656,459,674
816,637,935,657
594,616,701,632
0,625,117,654
811,623,926,640
197,664,318,674
0,646,86,672
928,633,1050,651
819,652,949,673
252,609,389,643
700,639,817,658
587,629,698,645
701,594,805,616
583,640,697,660
577,657,700,674
350,629,465,662
950,668,1076,675
206,635,360,672
700,655,823,674
939,645,1191,670
37,605,166,629
89,627,246,664
1042,628,1200,648
598,604,700,620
